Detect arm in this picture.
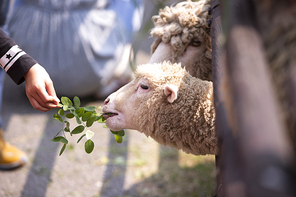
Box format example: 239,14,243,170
0,28,35,84
0,28,60,111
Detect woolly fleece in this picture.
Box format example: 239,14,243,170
150,0,212,81
104,62,217,155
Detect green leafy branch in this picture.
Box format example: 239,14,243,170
51,96,125,156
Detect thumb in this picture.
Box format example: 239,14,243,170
45,80,60,104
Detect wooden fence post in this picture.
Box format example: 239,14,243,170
220,0,296,196
211,1,246,196
211,0,296,196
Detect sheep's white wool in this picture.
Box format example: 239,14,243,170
150,0,212,81
103,62,217,155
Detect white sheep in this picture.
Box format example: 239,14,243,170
149,0,212,81
102,61,217,155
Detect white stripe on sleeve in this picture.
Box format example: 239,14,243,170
0,45,26,72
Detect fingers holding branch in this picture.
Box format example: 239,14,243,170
24,64,60,111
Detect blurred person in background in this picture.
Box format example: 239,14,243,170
0,0,143,170
0,0,60,170
6,0,144,98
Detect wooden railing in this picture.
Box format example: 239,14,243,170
210,0,296,196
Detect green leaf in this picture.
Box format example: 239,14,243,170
75,108,85,117
53,114,63,122
61,97,73,111
110,130,124,136
73,96,81,108
61,96,73,106
86,116,97,127
59,144,67,156
64,121,70,132
67,107,75,111
82,112,92,122
77,134,86,143
71,125,85,134
58,109,64,116
117,130,125,137
110,130,119,135
84,106,96,112
63,105,68,111
60,137,68,144
97,115,106,123
72,110,82,124
85,139,94,154
65,121,70,128
103,125,108,128
66,113,75,119
51,136,63,142
65,120,70,126
94,116,100,121
51,136,68,144
75,116,82,124
51,96,119,156
114,135,123,143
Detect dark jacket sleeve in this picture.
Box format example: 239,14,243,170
0,28,37,84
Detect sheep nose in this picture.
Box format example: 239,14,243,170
104,98,110,106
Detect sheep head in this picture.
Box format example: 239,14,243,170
102,62,186,132
149,0,212,81
102,62,216,155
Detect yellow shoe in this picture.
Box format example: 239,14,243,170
0,130,28,170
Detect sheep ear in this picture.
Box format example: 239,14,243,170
164,85,178,103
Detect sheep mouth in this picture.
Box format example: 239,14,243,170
102,112,118,120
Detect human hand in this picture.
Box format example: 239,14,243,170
24,64,60,112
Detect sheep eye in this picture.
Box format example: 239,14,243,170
190,39,202,47
140,83,149,90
